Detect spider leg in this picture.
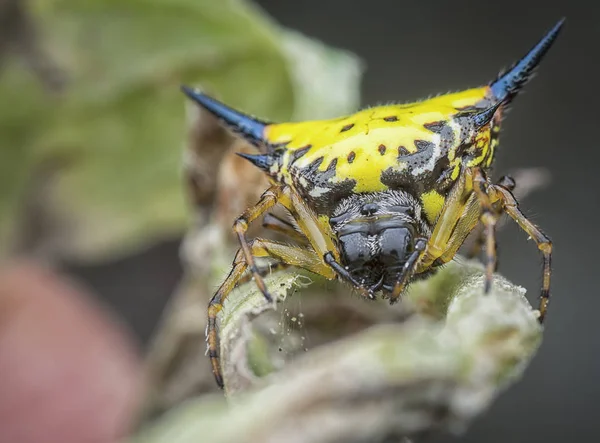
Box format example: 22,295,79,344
262,212,308,245
280,187,373,299
207,239,333,388
491,184,552,323
389,238,428,303
417,168,474,272
465,224,486,260
233,186,282,303
472,167,497,293
466,175,516,261
236,261,291,286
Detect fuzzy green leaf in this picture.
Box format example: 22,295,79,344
0,0,362,261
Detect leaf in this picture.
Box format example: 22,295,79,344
0,0,362,262
131,259,543,443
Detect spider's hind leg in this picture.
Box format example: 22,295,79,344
469,169,552,323
472,168,501,293
491,184,553,323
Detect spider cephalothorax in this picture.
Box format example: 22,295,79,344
182,19,563,388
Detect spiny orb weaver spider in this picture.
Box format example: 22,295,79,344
182,19,563,388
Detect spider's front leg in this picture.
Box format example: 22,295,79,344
232,186,282,303
207,238,335,388
283,189,376,300
388,239,428,303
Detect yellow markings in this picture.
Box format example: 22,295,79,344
264,87,489,152
421,190,446,224
450,162,461,181
264,86,489,195
466,130,492,168
485,137,499,167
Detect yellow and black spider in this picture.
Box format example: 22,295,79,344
182,19,563,388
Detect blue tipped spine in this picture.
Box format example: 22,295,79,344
181,86,268,146
490,18,564,102
236,152,273,171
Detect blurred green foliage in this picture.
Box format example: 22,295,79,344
0,0,362,261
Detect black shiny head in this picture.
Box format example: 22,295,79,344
329,190,431,293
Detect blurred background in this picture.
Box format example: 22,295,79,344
1,1,597,442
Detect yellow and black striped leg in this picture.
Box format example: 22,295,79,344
492,185,553,323
207,238,330,388
233,187,281,303
472,167,497,293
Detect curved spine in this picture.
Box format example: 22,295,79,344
490,18,564,103
181,86,269,148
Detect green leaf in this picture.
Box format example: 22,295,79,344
131,259,543,443
0,0,362,261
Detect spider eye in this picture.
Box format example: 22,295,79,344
360,203,379,216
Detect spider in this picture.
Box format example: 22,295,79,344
182,19,563,388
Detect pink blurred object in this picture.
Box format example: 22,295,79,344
0,261,144,443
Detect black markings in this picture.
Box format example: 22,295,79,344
360,203,379,216
340,123,355,132
423,121,446,133
208,349,219,358
383,116,398,122
289,145,312,164
398,146,409,156
459,123,470,142
347,151,356,163
325,158,338,174
382,138,441,189
290,151,356,215
414,140,433,151
378,144,387,155
380,168,420,196
304,156,325,174
435,167,454,186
